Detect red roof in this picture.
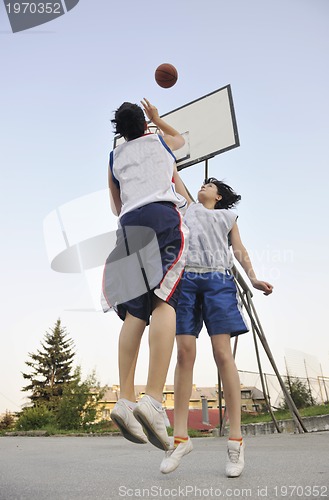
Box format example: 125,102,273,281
166,408,224,431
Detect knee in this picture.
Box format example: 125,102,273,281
213,346,233,366
177,345,196,368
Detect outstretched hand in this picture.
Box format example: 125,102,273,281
141,98,160,122
252,280,273,296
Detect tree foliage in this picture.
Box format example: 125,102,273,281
55,367,104,430
19,319,104,431
22,319,75,407
282,376,313,409
0,411,15,430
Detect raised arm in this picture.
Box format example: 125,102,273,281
230,222,273,295
141,98,185,151
172,164,193,206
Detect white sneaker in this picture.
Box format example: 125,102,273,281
160,438,193,474
133,395,170,450
111,400,148,444
225,439,245,477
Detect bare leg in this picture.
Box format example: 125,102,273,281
118,312,146,401
211,334,242,439
145,298,176,402
173,335,196,437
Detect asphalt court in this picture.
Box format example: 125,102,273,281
0,432,328,500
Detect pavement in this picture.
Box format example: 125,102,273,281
0,432,328,500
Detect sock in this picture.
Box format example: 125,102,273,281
146,394,163,410
229,437,243,444
174,436,188,448
121,398,136,410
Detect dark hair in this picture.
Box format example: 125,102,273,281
111,102,146,141
204,177,241,209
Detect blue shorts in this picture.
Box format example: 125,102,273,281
102,202,188,324
176,271,249,337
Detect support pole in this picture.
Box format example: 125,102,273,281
204,159,209,180
231,265,307,433
245,291,281,433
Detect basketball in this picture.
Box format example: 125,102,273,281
155,63,178,88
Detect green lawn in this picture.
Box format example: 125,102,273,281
2,404,328,436
241,403,329,425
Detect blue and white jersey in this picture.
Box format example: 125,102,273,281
110,133,187,218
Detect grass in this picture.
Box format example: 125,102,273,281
2,404,328,436
241,403,329,425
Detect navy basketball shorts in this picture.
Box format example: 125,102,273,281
176,271,249,337
102,202,188,324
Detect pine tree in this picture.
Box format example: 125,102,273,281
22,319,76,407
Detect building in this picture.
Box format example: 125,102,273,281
240,386,266,412
95,383,266,425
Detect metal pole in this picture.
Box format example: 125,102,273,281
246,291,281,433
320,364,329,402
304,359,314,405
239,289,307,433
230,266,306,432
264,373,271,408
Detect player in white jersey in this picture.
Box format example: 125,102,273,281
160,177,273,477
102,99,188,451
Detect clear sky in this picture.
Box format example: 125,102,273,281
1,0,329,414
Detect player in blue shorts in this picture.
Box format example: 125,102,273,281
160,177,273,477
102,99,188,451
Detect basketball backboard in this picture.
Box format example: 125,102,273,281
114,85,240,170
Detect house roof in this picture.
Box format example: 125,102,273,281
241,386,265,400
98,384,264,403
100,386,119,402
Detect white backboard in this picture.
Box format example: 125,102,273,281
114,85,239,170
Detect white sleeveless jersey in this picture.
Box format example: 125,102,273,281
110,133,187,218
184,203,238,270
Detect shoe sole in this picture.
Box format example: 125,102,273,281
133,408,170,451
226,470,244,478
111,413,147,444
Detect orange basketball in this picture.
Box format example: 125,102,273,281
155,63,178,88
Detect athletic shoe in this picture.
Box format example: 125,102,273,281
111,400,148,444
225,439,245,477
133,395,170,450
160,437,193,474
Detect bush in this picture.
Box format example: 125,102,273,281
281,376,313,410
16,405,55,431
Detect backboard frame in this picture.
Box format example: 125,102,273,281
113,84,240,171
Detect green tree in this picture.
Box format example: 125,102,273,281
282,376,313,409
22,319,75,408
55,367,105,430
0,411,15,430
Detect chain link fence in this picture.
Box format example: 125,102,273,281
238,348,329,408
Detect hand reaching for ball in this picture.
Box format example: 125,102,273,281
141,96,184,151
141,98,159,123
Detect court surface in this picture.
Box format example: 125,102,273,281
0,432,328,500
